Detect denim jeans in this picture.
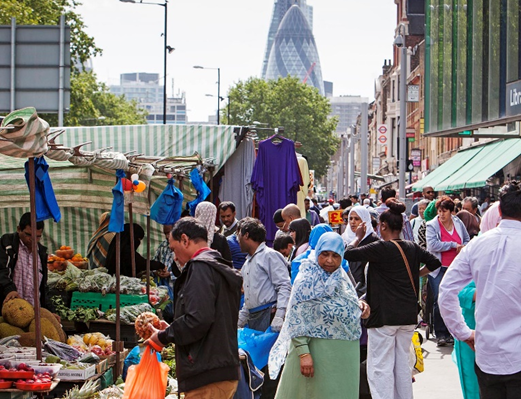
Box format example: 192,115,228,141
428,266,450,339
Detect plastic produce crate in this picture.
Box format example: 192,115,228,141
70,292,148,312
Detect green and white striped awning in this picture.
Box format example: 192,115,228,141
0,124,240,257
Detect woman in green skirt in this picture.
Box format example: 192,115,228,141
269,232,369,399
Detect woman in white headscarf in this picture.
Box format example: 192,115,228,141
194,201,232,261
342,206,379,297
269,232,369,399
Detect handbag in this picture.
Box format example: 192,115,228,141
410,330,424,374
390,240,421,314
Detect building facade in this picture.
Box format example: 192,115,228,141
261,0,313,78
264,4,324,95
109,72,186,125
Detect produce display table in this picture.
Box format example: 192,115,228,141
87,320,139,349
43,374,102,399
0,380,60,398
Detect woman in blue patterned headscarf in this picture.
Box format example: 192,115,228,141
269,232,369,399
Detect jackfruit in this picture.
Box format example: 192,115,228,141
18,332,37,347
40,308,67,343
2,298,34,328
28,318,60,342
0,322,24,339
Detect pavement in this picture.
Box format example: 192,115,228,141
412,328,464,398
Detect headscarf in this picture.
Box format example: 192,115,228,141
290,223,332,284
269,232,361,379
87,212,111,254
87,212,115,269
195,201,218,245
289,218,311,258
480,201,501,233
423,200,438,222
456,210,480,238
341,206,375,245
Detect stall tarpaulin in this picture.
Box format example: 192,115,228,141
0,124,240,257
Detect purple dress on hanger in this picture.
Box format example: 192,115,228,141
251,136,302,245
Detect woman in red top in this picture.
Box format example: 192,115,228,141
426,196,470,346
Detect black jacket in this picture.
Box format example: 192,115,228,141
158,249,242,392
344,232,380,297
0,232,50,308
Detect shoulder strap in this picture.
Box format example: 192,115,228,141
390,240,417,297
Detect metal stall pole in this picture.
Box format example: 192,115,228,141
129,202,136,277
114,233,122,379
28,158,42,360
146,216,151,298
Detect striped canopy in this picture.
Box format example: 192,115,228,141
0,123,239,257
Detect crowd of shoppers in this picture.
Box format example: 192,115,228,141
143,180,514,399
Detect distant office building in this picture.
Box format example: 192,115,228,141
324,81,333,98
262,0,313,78
265,4,324,95
109,72,186,125
330,95,368,134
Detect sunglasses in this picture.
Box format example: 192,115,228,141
425,191,434,194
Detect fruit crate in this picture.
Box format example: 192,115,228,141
70,292,148,312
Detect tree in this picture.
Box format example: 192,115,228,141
1,0,147,126
223,76,339,177
0,0,102,66
42,71,147,126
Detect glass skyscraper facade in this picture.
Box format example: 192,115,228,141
261,0,313,79
264,4,324,95
425,0,521,134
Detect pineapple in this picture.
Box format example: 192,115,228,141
62,379,99,399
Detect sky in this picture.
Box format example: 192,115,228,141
76,0,397,122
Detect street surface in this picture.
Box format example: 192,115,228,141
413,328,464,398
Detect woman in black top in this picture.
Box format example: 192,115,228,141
344,198,441,399
106,223,166,277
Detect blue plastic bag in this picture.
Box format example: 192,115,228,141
238,327,279,370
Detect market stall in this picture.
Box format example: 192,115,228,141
0,108,244,398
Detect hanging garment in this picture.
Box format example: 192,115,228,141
150,178,184,225
108,169,126,233
220,139,256,219
296,155,309,218
187,168,211,216
251,137,302,244
24,156,61,223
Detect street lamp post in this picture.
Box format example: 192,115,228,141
194,66,221,124
394,25,407,200
120,0,171,125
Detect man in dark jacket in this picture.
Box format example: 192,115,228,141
148,217,242,398
0,212,50,308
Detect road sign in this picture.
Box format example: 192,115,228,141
378,125,388,134
407,85,420,102
328,210,344,226
378,136,387,143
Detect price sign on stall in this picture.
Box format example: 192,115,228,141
328,210,344,225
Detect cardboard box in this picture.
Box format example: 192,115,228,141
57,364,96,381
96,358,108,374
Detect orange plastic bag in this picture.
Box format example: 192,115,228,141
123,346,170,399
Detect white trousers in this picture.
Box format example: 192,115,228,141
367,324,415,399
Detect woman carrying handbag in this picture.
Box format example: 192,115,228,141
344,198,441,399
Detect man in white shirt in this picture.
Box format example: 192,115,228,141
439,181,521,398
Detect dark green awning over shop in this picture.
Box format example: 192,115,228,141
413,139,521,192
412,146,483,192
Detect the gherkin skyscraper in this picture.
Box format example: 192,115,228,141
264,4,324,95
261,0,313,79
